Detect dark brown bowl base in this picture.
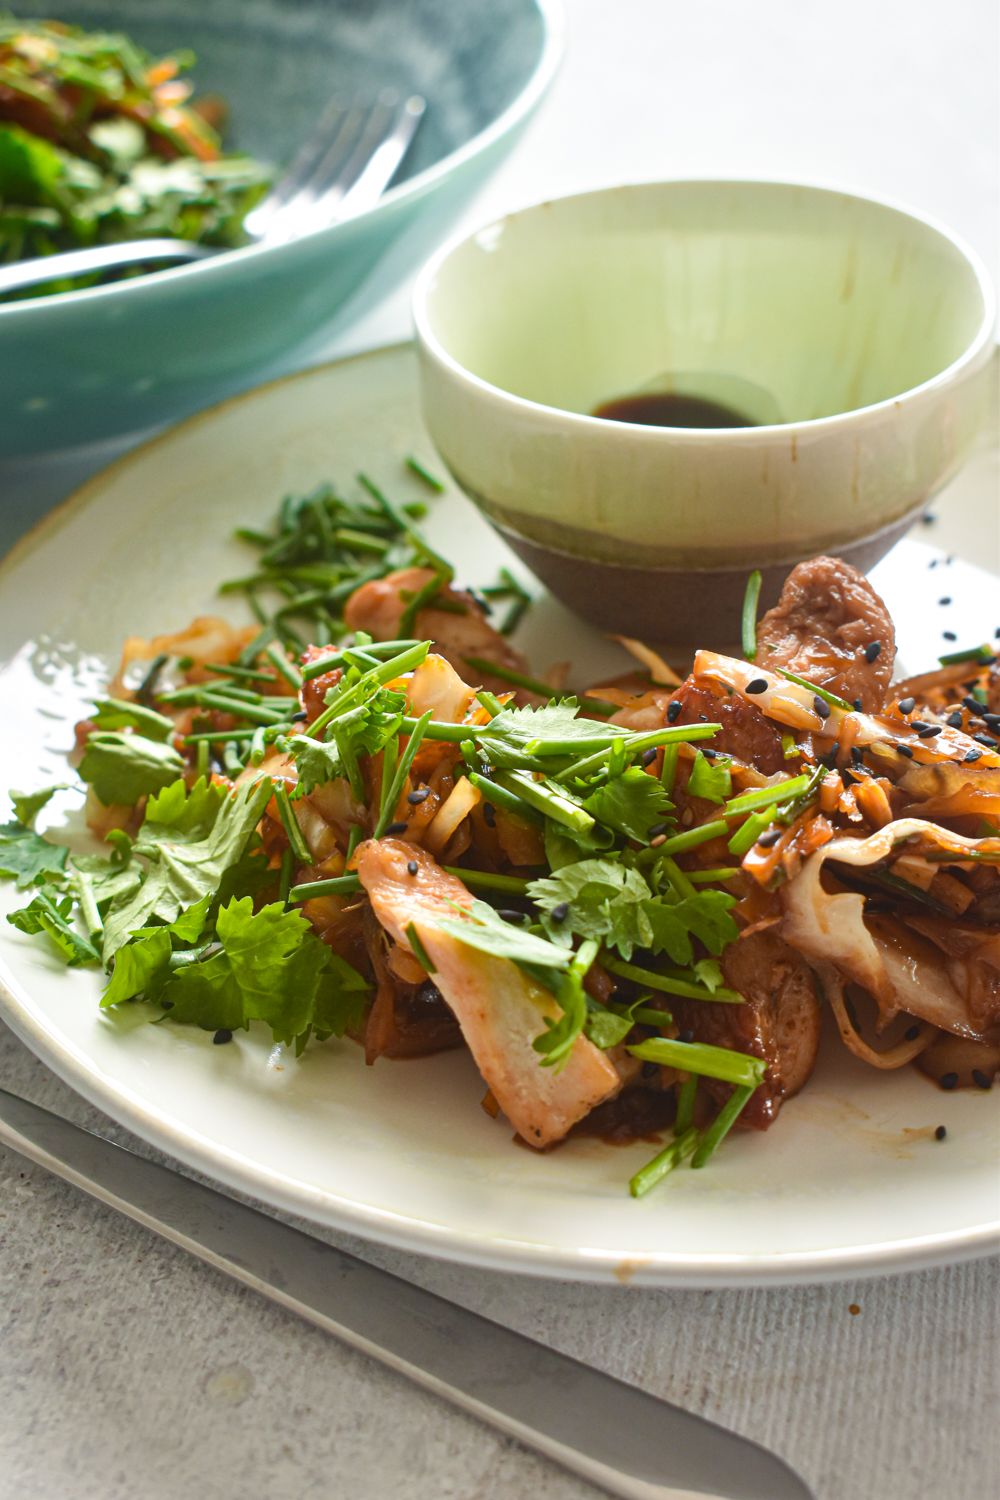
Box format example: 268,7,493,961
493,512,920,650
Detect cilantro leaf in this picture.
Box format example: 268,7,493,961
291,686,405,797
686,751,732,804
156,898,370,1046
643,891,739,964
7,888,99,966
79,729,184,806
581,768,673,842
528,859,655,959
100,927,173,1007
101,777,272,959
436,899,571,969
477,700,628,769
584,995,647,1050
0,821,68,888
91,697,175,740
10,784,71,828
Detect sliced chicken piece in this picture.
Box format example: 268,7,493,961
345,567,534,697
756,556,896,712
355,838,621,1146
671,929,822,1129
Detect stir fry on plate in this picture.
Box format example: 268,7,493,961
3,469,998,1196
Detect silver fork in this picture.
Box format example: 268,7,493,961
0,90,425,297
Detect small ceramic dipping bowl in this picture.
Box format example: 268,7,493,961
413,180,996,644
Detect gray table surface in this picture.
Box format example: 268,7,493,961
2,3,999,1498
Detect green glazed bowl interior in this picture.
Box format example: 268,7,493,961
425,181,991,424
1,0,562,456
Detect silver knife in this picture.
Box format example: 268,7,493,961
0,1086,814,1500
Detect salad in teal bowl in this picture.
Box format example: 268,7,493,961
0,0,562,456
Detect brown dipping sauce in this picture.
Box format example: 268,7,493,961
592,391,756,429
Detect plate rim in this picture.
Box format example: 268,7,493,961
1,342,998,1286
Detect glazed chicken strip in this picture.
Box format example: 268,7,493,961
756,555,896,712
345,566,535,696
355,839,621,1146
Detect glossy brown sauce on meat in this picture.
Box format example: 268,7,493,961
592,392,756,429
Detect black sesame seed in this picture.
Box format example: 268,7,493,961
972,1069,993,1091
648,821,671,838
928,557,939,567
550,901,570,922
666,700,682,723
290,709,308,722
946,711,964,728
963,696,984,716
819,747,840,769
641,747,658,766
945,554,955,564
483,801,497,828
701,747,718,759
384,820,408,836
745,678,769,694
984,713,1000,730
896,744,914,759
942,630,957,642
973,734,997,749
864,641,882,663
813,696,831,720
935,1124,947,1141
938,596,952,606
406,860,419,877
921,513,938,526
897,697,916,715
917,724,942,739
757,828,783,847
212,1028,233,1045
497,909,528,924
904,1024,920,1041
407,787,430,804
853,698,863,712
678,1028,695,1044
160,999,174,1011
850,746,864,765
964,748,983,763
841,768,857,787
940,1072,959,1091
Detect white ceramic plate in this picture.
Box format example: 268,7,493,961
1,344,998,1286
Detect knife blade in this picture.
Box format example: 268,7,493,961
0,1086,814,1500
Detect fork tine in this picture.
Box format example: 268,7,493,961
298,91,425,232
244,94,353,239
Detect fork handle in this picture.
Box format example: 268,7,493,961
0,239,214,296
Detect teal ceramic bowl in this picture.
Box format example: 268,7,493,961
0,0,562,457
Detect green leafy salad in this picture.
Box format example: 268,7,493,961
0,459,782,1198
0,15,270,286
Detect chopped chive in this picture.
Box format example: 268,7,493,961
775,669,853,712
221,741,245,778
346,824,363,861
727,810,776,856
938,643,995,667
405,455,446,493
674,1074,698,1136
289,874,363,900
264,642,303,690
660,855,696,899
357,472,408,531
741,570,762,661
493,769,595,833
650,819,728,856
629,1036,765,1087
466,771,543,825
604,957,742,1003
442,866,531,894
689,866,741,883
551,723,719,783
405,920,437,973
724,773,811,817
195,737,210,776
205,661,276,682
300,639,422,681
462,657,557,698
500,595,531,635
333,527,392,555
249,724,268,766
374,710,433,838
691,1084,757,1167
475,690,504,718
399,571,452,636
377,729,400,832
629,1127,700,1198
182,728,257,744
134,652,169,704
274,783,312,866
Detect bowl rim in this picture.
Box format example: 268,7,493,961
411,176,998,440
0,0,565,322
